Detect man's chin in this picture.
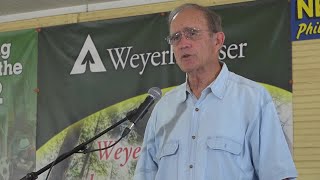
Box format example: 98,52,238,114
178,63,196,72
181,67,195,73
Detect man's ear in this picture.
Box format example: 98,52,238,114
215,32,225,48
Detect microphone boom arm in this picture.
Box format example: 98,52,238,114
20,115,130,180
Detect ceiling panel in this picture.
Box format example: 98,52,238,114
0,0,119,15
0,0,171,23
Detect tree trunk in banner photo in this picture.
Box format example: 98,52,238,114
49,122,83,180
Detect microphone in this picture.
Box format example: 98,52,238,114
121,87,162,137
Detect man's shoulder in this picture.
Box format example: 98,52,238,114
226,71,273,102
228,71,266,92
163,83,185,97
156,83,186,106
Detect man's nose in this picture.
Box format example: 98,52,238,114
178,34,192,49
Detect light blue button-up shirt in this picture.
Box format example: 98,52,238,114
134,63,297,180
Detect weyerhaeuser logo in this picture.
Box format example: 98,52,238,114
70,34,248,75
70,35,106,74
70,34,175,75
292,0,320,40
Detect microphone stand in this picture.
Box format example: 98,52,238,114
20,112,135,180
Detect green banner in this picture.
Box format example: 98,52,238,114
0,29,37,180
37,0,291,179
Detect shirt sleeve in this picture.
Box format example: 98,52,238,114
133,107,159,180
250,91,298,180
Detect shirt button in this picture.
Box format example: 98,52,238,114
195,108,199,111
189,164,193,168
192,135,196,139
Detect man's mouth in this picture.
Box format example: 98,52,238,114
181,54,191,59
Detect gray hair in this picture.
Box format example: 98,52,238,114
168,3,222,33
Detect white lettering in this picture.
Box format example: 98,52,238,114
161,50,169,65
0,61,24,76
2,61,12,75
151,52,161,66
139,53,152,75
219,42,247,60
0,43,24,78
238,43,248,58
130,54,140,68
13,63,22,75
169,46,175,64
0,43,11,59
219,45,227,60
227,44,239,59
70,37,248,76
107,47,133,69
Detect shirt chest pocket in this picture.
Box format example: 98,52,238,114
155,142,179,180
159,142,179,157
205,137,242,180
206,136,242,155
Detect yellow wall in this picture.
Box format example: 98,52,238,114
293,39,320,180
0,0,319,179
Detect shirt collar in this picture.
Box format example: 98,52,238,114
209,62,229,99
176,82,188,102
181,62,229,100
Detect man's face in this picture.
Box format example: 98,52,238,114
169,8,221,73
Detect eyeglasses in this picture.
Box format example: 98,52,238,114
165,27,211,45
